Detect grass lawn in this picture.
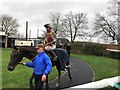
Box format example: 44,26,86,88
2,48,120,89
71,53,119,81
71,53,120,90
2,48,58,88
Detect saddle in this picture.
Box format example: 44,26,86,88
45,50,56,60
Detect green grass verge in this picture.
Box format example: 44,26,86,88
2,48,119,88
71,53,119,81
2,48,59,88
0,48,2,89
71,53,120,90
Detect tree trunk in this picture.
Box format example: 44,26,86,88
71,40,74,43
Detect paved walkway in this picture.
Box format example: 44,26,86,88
45,58,94,89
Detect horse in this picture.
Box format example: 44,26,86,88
7,46,72,89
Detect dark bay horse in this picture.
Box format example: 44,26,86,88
7,46,72,89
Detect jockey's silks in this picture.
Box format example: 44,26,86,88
48,31,53,36
45,31,56,43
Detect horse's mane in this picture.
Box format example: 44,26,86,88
17,46,37,60
18,46,37,53
16,46,55,65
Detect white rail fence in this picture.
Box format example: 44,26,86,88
63,76,120,90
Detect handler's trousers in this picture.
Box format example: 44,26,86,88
34,75,44,90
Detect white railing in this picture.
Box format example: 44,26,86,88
106,49,120,53
63,76,120,90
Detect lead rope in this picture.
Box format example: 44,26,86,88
31,54,39,61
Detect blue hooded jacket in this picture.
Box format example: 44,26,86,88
25,51,52,75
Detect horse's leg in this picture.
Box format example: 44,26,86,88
29,73,34,90
66,66,72,79
45,75,49,90
66,61,72,79
56,68,61,88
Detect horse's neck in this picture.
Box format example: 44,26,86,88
23,53,36,60
19,47,37,60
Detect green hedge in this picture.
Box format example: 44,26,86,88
82,43,108,56
71,42,107,56
71,42,119,59
109,51,120,59
71,42,84,53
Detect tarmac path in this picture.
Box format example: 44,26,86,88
46,57,94,89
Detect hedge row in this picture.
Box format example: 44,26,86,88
70,42,120,59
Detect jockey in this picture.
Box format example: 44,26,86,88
44,24,57,61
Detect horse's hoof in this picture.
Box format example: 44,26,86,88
65,65,70,69
55,83,60,88
70,76,72,79
56,85,60,89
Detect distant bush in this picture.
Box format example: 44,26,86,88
82,43,107,56
70,42,91,53
70,42,120,59
71,42,83,53
109,51,120,59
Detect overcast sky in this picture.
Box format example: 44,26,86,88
0,0,109,38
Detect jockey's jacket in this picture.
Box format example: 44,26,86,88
45,30,56,44
25,51,52,75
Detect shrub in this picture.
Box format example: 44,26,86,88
71,42,120,59
71,42,108,56
70,42,90,53
82,43,107,56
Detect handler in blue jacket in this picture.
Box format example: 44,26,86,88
22,44,52,90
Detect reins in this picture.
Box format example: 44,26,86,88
16,49,38,62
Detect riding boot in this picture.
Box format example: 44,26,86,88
49,50,57,61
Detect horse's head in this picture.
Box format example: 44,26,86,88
7,47,23,71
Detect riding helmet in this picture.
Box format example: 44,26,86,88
44,24,51,28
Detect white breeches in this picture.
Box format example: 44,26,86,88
45,44,56,51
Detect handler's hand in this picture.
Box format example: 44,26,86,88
41,74,46,81
19,62,26,65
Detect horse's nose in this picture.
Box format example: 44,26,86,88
7,66,14,71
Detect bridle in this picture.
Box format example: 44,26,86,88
14,49,23,63
15,49,38,62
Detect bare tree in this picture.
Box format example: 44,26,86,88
49,12,69,39
50,12,61,34
118,1,120,45
93,13,117,41
93,0,119,42
61,12,88,43
107,0,120,44
107,0,118,16
0,15,19,36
